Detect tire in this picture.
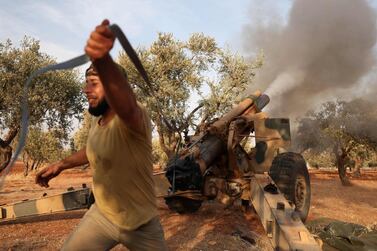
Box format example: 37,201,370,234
269,152,311,222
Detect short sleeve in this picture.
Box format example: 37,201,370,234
113,103,152,142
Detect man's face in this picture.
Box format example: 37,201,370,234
84,74,109,117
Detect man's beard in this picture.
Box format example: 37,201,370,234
88,98,109,117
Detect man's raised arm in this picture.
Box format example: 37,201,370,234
85,19,143,133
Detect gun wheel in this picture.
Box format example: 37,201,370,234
295,176,307,210
269,152,311,222
165,196,202,214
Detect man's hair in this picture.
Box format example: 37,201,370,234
85,63,128,80
85,64,98,77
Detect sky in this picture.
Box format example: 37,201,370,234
2,0,376,119
0,0,292,63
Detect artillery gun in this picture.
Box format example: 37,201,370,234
162,90,320,250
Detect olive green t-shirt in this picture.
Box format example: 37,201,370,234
86,105,157,230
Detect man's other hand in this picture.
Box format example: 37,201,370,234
85,19,115,60
35,162,62,188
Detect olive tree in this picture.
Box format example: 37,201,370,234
296,99,377,185
0,37,85,172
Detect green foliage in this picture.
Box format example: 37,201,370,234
302,149,335,168
152,137,168,167
200,50,263,121
22,126,66,174
118,32,262,158
0,37,85,140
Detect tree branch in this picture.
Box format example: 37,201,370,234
156,120,169,155
177,103,204,132
4,126,19,145
0,126,19,147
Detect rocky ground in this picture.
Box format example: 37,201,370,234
0,163,376,250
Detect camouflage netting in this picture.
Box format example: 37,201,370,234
306,218,377,251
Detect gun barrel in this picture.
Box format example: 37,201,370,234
255,94,270,111
208,90,268,134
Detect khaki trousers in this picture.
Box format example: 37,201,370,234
62,204,168,251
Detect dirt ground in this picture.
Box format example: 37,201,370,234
0,163,376,251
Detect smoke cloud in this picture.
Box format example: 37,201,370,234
243,0,377,118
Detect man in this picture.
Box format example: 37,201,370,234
35,19,168,251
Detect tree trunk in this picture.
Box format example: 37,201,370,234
352,156,362,177
0,126,20,173
22,152,30,177
157,129,174,159
23,153,30,177
0,145,12,173
337,160,351,186
156,120,177,159
35,159,43,171
333,144,352,186
31,160,36,173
